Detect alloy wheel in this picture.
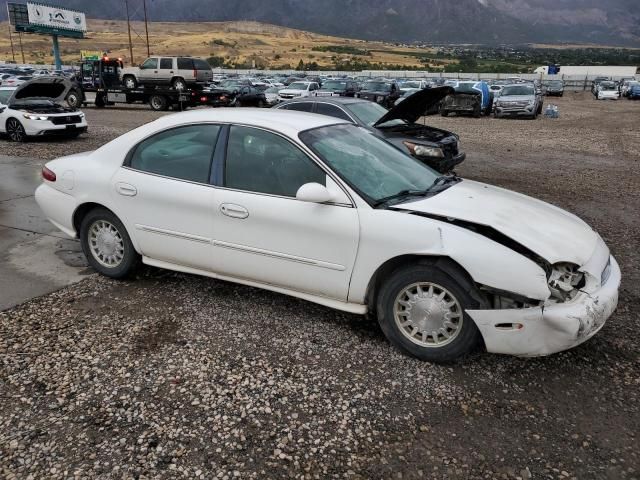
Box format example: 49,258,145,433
6,119,26,142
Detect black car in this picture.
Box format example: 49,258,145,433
275,87,465,173
233,86,267,107
356,80,401,109
315,79,359,97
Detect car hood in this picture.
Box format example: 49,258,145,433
393,180,599,266
374,87,453,126
497,95,534,102
279,89,305,94
9,76,72,103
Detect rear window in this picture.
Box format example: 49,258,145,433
193,59,210,70
177,58,194,70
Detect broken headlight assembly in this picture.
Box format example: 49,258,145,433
548,263,585,302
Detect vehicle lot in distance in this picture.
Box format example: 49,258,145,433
1,91,639,478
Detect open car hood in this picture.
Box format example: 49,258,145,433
374,86,453,127
10,77,71,104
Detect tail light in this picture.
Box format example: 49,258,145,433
200,96,207,103
42,166,56,182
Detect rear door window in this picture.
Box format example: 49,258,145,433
315,103,353,122
159,58,173,69
177,58,194,70
128,124,220,184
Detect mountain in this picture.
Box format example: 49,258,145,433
1,0,639,46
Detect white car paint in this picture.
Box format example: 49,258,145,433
278,82,319,101
35,109,620,358
0,80,88,140
596,86,620,100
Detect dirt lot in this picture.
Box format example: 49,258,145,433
1,92,639,479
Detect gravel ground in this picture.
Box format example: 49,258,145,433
1,92,639,479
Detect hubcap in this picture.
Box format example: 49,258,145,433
393,282,463,348
88,220,125,268
125,78,135,88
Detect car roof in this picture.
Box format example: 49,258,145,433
279,97,367,106
148,108,348,137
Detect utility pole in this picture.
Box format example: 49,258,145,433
7,24,16,62
18,31,25,64
124,0,134,65
143,0,150,57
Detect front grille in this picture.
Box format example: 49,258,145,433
51,115,82,125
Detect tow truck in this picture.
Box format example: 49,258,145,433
78,57,232,111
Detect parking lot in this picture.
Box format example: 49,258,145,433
1,92,639,479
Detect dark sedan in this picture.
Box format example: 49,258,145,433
274,87,465,173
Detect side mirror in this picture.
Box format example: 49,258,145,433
296,182,333,203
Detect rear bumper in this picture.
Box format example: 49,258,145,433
468,255,620,357
35,183,77,238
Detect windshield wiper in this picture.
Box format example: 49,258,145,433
373,175,461,209
373,189,430,208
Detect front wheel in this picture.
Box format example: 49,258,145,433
6,118,27,142
80,208,139,279
376,262,482,363
149,94,168,111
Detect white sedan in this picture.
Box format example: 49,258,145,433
0,77,87,142
35,109,620,362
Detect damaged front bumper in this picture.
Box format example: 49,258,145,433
468,255,620,357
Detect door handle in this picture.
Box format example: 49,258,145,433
220,203,249,219
116,182,137,196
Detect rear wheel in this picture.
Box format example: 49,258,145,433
95,93,106,108
257,99,266,108
80,208,139,279
172,78,186,90
6,118,26,142
376,261,482,363
149,94,168,111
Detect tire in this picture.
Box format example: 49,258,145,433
257,99,266,108
376,261,482,363
172,78,186,90
440,109,449,117
473,105,481,118
6,118,27,142
149,94,168,111
80,208,139,279
66,90,81,109
123,75,137,89
235,99,243,107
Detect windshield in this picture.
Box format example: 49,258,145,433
345,101,405,128
0,88,14,104
501,85,534,96
363,81,391,92
265,87,280,93
288,82,309,90
402,81,422,89
455,83,478,94
322,81,347,90
547,81,563,87
300,124,439,204
220,80,241,88
601,82,616,90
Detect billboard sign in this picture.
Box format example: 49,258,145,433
27,3,87,32
7,2,86,39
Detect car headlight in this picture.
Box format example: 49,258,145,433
23,114,49,121
376,95,385,102
78,112,85,118
403,142,444,158
548,263,585,302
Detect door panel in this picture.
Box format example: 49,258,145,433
111,169,215,270
212,189,359,300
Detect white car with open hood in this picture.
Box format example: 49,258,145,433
0,77,87,142
35,109,620,362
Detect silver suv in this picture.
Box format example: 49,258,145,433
493,83,543,119
120,56,212,90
